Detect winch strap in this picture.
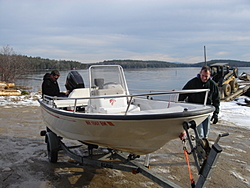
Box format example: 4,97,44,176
184,149,195,188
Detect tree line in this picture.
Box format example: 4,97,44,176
0,46,87,82
1,45,249,82
97,59,250,68
95,59,192,68
0,46,33,82
25,56,88,71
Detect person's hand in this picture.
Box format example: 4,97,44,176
65,90,70,96
211,112,218,124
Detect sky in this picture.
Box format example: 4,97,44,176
0,0,250,64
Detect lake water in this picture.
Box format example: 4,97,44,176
16,67,250,93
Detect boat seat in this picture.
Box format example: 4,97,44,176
68,88,90,98
54,88,90,108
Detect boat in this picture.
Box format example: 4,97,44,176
38,65,214,155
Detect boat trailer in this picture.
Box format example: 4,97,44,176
40,121,228,188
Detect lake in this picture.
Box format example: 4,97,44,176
16,67,250,93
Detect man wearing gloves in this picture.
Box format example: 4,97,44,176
179,66,220,139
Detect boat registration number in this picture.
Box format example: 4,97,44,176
85,121,115,126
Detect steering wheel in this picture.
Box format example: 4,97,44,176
103,82,118,86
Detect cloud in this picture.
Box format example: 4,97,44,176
216,51,229,56
0,0,250,63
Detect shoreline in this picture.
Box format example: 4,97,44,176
0,106,249,187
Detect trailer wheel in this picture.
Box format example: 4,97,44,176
223,84,231,97
230,79,238,93
46,132,59,163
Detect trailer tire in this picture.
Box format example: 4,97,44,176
223,84,231,97
230,79,238,93
46,132,59,163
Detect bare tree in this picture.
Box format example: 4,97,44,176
0,45,32,82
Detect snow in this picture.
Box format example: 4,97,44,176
0,93,249,130
0,92,40,107
219,96,250,130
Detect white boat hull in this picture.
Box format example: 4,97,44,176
40,99,213,155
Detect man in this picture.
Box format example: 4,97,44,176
42,70,67,97
179,66,220,139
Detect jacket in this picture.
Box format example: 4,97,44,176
178,74,220,114
42,73,60,96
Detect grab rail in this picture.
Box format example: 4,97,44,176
42,88,210,114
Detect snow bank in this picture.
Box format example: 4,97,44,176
219,96,250,130
0,92,41,107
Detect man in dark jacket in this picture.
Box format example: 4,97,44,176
179,66,220,139
42,70,66,97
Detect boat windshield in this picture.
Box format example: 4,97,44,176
89,65,129,96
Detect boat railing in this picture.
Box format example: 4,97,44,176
42,88,209,114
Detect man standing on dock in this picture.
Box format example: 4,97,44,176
179,66,220,139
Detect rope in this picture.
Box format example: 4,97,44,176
184,148,195,188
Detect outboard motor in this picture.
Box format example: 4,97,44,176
65,71,85,92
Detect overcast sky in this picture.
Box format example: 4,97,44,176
0,0,250,64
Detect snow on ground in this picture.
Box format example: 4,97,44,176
0,92,40,107
219,96,250,130
0,93,249,130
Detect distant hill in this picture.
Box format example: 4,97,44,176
19,55,250,70
92,59,250,68
92,59,191,68
195,59,250,67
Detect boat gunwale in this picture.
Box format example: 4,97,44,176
38,99,214,121
43,88,210,102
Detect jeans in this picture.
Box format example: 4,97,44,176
196,115,211,139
